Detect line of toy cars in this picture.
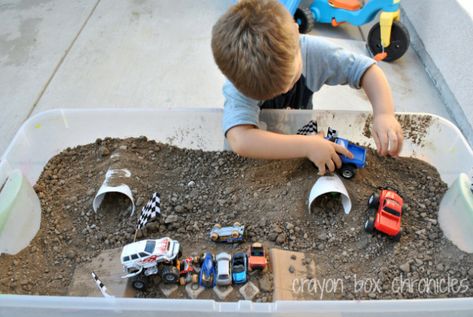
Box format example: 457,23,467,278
199,242,268,288
120,236,268,290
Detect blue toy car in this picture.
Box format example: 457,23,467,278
199,252,216,288
231,252,248,284
209,222,245,243
326,128,366,179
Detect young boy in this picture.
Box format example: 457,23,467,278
211,0,403,175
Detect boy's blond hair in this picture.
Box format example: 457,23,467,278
211,0,299,100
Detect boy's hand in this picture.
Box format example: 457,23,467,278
306,132,354,175
372,113,404,156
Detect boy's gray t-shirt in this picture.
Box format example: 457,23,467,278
222,34,376,135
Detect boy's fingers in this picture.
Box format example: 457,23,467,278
317,163,326,176
334,143,353,159
379,131,389,156
326,159,335,173
396,130,404,154
372,130,381,155
331,152,342,169
388,130,399,156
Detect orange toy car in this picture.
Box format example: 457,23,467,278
364,189,405,241
247,242,267,271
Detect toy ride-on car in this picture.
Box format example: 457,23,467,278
364,189,405,241
210,222,245,243
120,237,182,290
279,0,410,62
247,242,268,271
326,128,366,179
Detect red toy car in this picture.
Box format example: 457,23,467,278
247,242,268,271
176,256,199,286
364,189,405,241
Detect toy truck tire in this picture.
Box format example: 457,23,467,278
367,21,410,62
339,164,356,179
391,231,402,242
368,193,380,208
231,231,240,239
364,209,376,233
364,217,375,233
161,266,180,284
210,232,219,241
131,277,147,291
294,7,313,34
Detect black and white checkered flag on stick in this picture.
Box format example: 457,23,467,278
297,120,318,135
137,192,161,230
91,272,114,298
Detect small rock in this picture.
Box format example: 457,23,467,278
259,276,272,292
290,254,297,260
285,223,294,230
288,265,295,273
399,262,411,273
187,181,196,187
66,250,76,259
98,146,110,157
276,233,286,245
165,215,179,224
136,197,144,207
268,232,278,242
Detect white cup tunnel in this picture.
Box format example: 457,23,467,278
308,174,352,215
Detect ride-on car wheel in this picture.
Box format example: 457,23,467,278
231,231,240,239
294,7,313,34
367,21,410,62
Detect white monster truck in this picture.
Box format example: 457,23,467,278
120,237,181,290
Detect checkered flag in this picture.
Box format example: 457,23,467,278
326,127,338,141
297,120,318,135
137,192,161,230
91,272,114,298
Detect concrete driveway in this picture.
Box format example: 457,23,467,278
0,0,452,155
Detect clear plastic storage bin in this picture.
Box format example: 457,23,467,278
1,108,472,316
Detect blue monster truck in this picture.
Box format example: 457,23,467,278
326,127,366,179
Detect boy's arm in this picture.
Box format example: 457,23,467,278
361,64,404,156
227,125,353,175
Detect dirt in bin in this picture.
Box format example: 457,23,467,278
1,136,473,301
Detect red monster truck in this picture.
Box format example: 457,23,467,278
364,189,405,242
